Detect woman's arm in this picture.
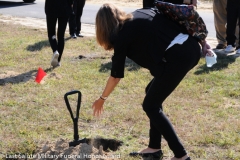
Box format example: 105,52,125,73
92,76,121,117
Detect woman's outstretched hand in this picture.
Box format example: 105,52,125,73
92,98,105,117
91,76,121,117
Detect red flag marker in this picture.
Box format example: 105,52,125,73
35,67,46,83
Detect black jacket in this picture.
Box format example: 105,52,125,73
45,0,73,17
143,0,186,8
110,9,189,78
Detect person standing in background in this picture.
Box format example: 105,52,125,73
68,0,86,38
224,0,240,53
143,0,198,8
45,0,73,68
213,0,227,49
213,0,239,50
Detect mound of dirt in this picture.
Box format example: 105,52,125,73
33,138,123,160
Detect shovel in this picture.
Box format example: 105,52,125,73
64,90,87,147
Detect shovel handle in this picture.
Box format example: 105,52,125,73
64,90,82,120
64,90,82,141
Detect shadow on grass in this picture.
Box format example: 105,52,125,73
0,69,37,85
99,58,141,72
194,55,238,75
26,37,72,52
26,40,49,52
0,67,54,85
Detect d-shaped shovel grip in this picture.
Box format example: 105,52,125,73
64,90,82,141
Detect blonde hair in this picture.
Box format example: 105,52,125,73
95,3,133,50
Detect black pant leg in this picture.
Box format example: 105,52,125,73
57,16,68,62
142,37,201,158
146,79,162,149
68,11,76,35
143,75,187,158
75,0,86,34
149,118,162,149
238,3,240,46
46,16,58,53
226,0,238,46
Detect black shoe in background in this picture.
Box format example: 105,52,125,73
71,33,77,39
216,44,226,49
77,33,84,37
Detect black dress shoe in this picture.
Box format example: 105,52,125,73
129,150,163,159
216,44,226,49
185,157,191,160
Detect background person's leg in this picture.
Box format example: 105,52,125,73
68,11,77,37
69,0,77,38
237,6,240,48
75,0,86,36
235,20,239,48
46,16,58,53
226,0,238,47
213,0,227,48
57,17,68,62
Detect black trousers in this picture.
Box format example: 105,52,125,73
46,16,68,62
143,36,201,158
69,0,86,35
226,0,240,46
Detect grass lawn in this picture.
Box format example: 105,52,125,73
0,20,239,160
